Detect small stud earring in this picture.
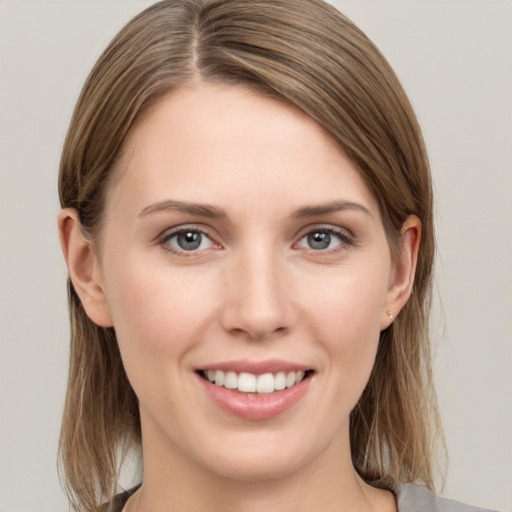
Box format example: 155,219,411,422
387,311,394,321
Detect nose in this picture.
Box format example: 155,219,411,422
220,246,296,340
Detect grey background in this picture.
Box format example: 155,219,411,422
0,1,510,510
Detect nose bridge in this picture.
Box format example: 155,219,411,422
222,241,294,339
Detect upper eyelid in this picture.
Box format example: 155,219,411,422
158,224,216,241
294,224,354,240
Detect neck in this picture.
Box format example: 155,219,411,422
126,416,395,512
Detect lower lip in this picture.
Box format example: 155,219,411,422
197,373,312,420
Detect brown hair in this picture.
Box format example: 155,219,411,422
58,0,442,510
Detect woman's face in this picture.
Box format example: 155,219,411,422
84,82,414,481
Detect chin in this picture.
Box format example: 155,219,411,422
201,449,308,483
185,426,329,484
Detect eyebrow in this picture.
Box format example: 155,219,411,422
138,200,227,219
292,200,372,219
138,199,371,220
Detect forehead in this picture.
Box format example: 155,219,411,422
106,81,380,220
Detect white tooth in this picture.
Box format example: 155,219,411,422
214,370,225,386
238,372,256,392
206,370,215,382
256,373,275,393
224,371,238,389
274,372,287,391
286,371,296,388
295,370,305,384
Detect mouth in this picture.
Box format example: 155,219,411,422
197,369,313,395
195,360,315,420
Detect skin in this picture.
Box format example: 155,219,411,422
59,82,420,511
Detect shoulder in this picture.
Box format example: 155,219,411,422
394,482,498,512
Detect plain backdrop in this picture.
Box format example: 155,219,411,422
0,1,510,511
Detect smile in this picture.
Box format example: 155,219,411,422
199,369,308,394
196,362,314,420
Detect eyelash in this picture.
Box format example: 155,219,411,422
159,226,218,257
157,225,356,257
294,226,356,254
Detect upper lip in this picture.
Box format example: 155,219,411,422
198,359,312,374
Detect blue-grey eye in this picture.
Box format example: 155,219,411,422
307,232,331,250
296,229,344,251
166,230,214,252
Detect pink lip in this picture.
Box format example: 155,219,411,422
196,370,312,421
199,359,311,374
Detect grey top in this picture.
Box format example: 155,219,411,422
395,482,496,512
107,482,497,511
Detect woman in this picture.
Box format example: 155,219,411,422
57,1,495,511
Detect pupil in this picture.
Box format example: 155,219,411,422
178,231,201,250
308,232,330,250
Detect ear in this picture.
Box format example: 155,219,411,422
380,215,421,330
57,208,113,327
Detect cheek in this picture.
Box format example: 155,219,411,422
303,263,388,339
102,253,219,374
300,267,389,400
102,259,225,427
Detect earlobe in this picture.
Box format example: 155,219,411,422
57,208,113,327
381,215,421,330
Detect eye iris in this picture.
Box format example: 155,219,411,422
177,231,202,250
307,231,330,250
